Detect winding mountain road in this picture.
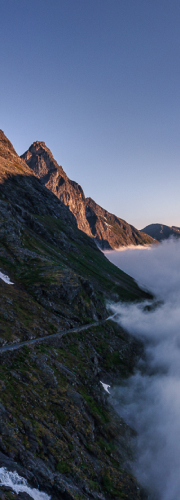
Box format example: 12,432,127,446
0,314,116,354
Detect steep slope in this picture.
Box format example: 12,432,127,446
141,223,180,241
21,141,91,236
0,130,150,500
85,197,155,249
21,141,156,249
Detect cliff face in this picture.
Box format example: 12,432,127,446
21,141,92,236
0,129,18,159
21,142,155,249
0,130,149,500
85,197,155,249
141,223,180,241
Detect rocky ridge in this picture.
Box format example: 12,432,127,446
141,223,180,241
21,141,92,237
21,141,155,249
0,130,150,500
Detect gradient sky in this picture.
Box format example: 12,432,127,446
1,0,180,229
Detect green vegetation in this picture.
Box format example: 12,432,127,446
56,461,71,474
81,391,110,423
102,475,124,498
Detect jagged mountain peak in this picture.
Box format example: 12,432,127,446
22,139,64,172
0,130,18,160
22,140,156,249
31,140,46,147
29,140,56,158
21,142,91,235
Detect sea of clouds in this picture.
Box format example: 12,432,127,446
105,238,180,500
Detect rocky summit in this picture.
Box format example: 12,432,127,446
21,141,155,249
0,130,151,500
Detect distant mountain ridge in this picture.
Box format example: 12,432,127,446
21,141,155,249
141,223,180,241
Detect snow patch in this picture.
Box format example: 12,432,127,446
100,381,110,393
0,468,50,500
104,222,112,227
0,272,14,285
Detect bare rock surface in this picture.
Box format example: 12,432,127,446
21,141,155,249
21,141,91,237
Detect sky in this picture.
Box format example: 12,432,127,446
1,0,180,229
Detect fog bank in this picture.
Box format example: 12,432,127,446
105,239,180,500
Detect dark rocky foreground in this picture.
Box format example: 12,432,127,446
0,131,150,500
0,321,145,500
21,140,155,250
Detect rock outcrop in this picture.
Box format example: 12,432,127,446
21,141,156,249
85,197,155,249
21,141,91,236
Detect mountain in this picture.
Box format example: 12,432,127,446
21,141,155,249
141,223,180,241
0,130,150,500
84,197,155,249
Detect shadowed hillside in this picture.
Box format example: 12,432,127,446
0,130,150,500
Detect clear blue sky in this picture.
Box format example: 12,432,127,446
1,0,180,229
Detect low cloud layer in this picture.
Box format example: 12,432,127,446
105,239,180,500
